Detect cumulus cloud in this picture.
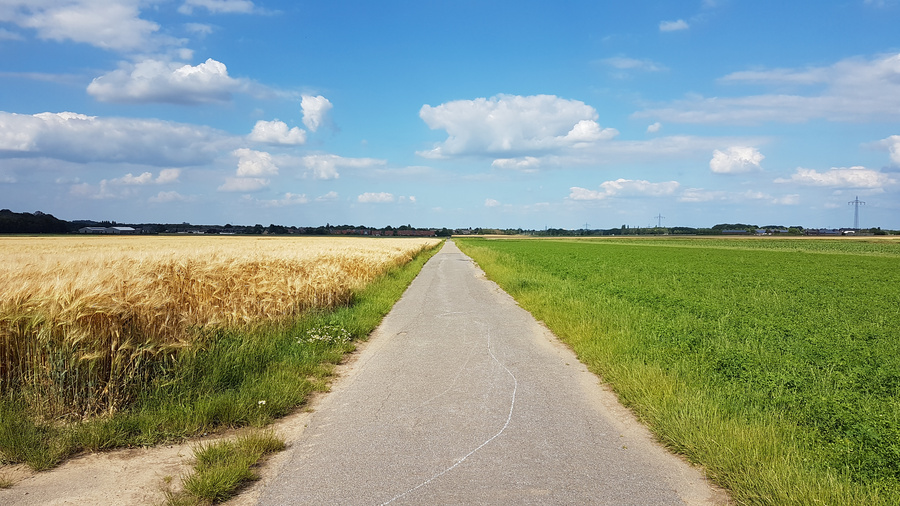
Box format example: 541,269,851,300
418,94,618,158
879,135,900,166
103,169,181,185
710,147,765,174
258,193,309,207
647,122,662,133
357,192,395,203
218,177,268,192
70,168,184,200
156,168,182,184
774,166,896,188
300,154,385,180
0,111,229,166
0,0,165,51
179,0,256,15
568,179,680,200
234,148,278,176
636,53,900,124
660,19,689,32
248,120,306,145
315,191,339,202
301,95,333,133
485,198,501,207
87,58,250,104
491,156,541,171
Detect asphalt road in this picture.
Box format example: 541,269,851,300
256,241,727,505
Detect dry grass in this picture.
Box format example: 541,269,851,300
0,236,439,418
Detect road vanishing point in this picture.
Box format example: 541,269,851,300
257,241,729,505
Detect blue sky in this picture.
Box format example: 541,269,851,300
1,0,899,230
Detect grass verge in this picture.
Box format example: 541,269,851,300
456,237,900,505
165,430,284,505
0,241,442,472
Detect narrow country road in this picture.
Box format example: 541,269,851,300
256,241,727,505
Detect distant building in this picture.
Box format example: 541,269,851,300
77,226,138,234
396,229,437,237
78,227,110,234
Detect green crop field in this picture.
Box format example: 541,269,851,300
456,237,900,505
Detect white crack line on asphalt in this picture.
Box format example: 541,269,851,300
378,322,519,506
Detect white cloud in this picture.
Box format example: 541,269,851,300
149,191,192,203
315,191,339,202
660,19,689,32
482,135,767,170
70,168,184,200
646,122,662,133
105,169,181,185
0,111,229,166
773,194,801,205
87,58,250,104
218,177,269,192
879,135,900,165
156,168,181,184
179,0,256,15
491,156,541,171
636,53,900,124
418,94,617,158
112,172,153,185
248,120,306,145
485,198,501,207
357,192,395,203
234,148,278,176
678,188,800,205
568,179,680,200
301,95,333,133
259,193,308,207
774,166,896,188
300,154,385,180
565,119,617,144
0,0,165,52
710,147,765,174
600,56,666,72
185,23,214,36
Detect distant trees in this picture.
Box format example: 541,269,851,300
0,209,70,234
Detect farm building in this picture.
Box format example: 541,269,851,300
78,226,139,235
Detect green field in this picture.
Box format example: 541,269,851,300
456,237,900,505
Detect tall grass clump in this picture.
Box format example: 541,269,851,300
166,430,285,505
457,237,900,505
0,236,440,470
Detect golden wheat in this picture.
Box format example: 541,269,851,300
0,235,439,417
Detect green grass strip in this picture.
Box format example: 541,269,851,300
166,430,285,505
0,241,442,472
456,237,900,506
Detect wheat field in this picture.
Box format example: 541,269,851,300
0,235,440,417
